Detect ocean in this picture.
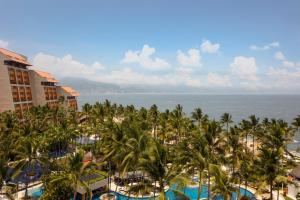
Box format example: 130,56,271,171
78,93,300,150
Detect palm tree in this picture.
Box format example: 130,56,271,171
249,115,260,157
191,108,208,130
169,104,185,143
176,135,206,200
50,151,97,200
210,164,235,200
240,119,251,151
11,136,48,199
258,148,280,200
227,126,243,174
139,140,189,200
148,104,159,139
292,115,300,133
203,120,224,200
220,112,233,133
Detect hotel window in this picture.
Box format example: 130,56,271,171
19,87,26,101
25,87,32,101
53,88,58,99
28,103,33,110
23,71,30,85
44,87,49,100
14,104,22,119
22,103,28,114
8,68,17,84
16,70,24,85
11,86,19,102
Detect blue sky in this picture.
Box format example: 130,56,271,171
1,0,300,93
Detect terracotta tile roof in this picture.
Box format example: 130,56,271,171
60,86,80,96
0,48,32,66
33,70,59,83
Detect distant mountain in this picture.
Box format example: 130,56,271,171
59,77,121,95
59,77,208,94
59,77,270,95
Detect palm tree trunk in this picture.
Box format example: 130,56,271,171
208,172,211,200
270,180,273,200
245,133,248,151
153,181,156,198
238,178,241,200
277,184,280,200
245,180,248,196
73,191,77,200
197,172,202,200
252,135,255,157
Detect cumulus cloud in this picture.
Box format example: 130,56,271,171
274,51,285,61
230,56,258,81
32,53,105,79
0,40,9,48
207,73,231,87
250,41,279,51
97,67,202,87
201,40,220,54
121,44,170,70
32,52,202,88
177,49,202,66
267,67,300,89
274,51,300,68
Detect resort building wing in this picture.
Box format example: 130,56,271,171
0,48,79,117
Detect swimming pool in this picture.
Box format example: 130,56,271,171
112,185,255,200
31,185,255,200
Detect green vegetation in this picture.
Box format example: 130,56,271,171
0,102,300,200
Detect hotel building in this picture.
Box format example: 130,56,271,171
0,48,79,118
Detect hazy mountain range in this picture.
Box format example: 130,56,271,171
59,77,297,95
59,77,210,94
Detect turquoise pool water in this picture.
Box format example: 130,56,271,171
113,185,255,200
31,185,255,200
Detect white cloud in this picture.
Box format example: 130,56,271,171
177,49,202,66
121,44,170,70
283,60,295,68
250,41,279,51
207,73,231,87
230,56,258,81
267,67,300,89
274,51,285,60
97,67,201,87
274,51,300,68
32,53,105,79
201,40,220,54
32,52,203,88
0,40,9,48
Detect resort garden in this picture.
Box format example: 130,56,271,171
0,100,300,200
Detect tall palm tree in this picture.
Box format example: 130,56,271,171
50,152,97,200
240,119,251,152
292,115,300,133
139,140,189,200
176,134,206,200
191,108,203,127
227,126,243,174
148,104,159,139
203,120,224,200
249,115,260,157
210,164,235,200
11,136,48,199
169,104,186,143
220,112,233,133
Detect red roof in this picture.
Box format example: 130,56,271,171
60,86,80,96
0,48,32,66
33,70,59,83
